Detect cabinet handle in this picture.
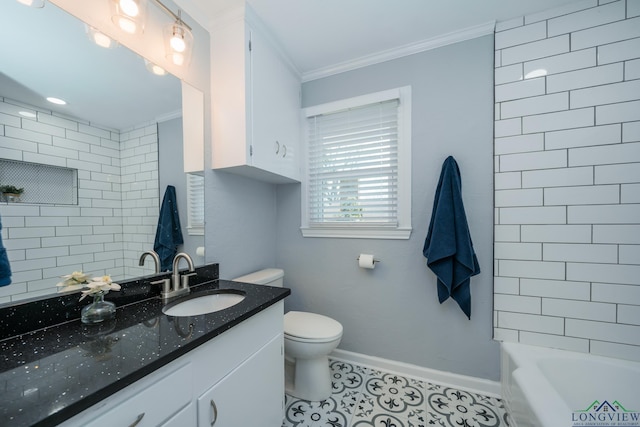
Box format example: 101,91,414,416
128,413,145,427
274,140,280,154
282,144,287,158
210,399,218,426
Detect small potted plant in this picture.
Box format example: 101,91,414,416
0,185,24,203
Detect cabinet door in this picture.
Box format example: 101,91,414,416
197,334,284,427
250,28,301,181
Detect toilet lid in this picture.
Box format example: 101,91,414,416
284,311,343,341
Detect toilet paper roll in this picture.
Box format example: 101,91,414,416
358,254,375,269
196,246,205,257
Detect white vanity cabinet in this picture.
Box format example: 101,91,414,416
61,302,285,427
197,334,284,426
210,5,301,184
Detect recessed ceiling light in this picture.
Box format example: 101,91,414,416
19,111,37,118
46,97,67,105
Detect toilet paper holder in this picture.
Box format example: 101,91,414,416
356,255,381,263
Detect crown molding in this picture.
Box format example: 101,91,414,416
156,110,183,123
302,20,496,82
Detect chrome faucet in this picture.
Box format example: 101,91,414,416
153,252,196,301
172,252,196,292
138,250,161,273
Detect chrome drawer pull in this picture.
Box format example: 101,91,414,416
210,399,218,426
129,413,145,427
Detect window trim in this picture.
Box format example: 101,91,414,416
300,86,412,239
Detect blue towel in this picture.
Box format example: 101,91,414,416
423,156,480,319
0,213,11,287
154,186,184,271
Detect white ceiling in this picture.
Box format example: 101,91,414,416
1,0,579,130
176,0,580,77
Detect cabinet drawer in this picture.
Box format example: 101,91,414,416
85,363,192,427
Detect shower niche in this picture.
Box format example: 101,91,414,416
0,159,78,205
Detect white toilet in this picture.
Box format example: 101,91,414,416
232,268,343,402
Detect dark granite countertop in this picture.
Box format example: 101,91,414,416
0,264,290,427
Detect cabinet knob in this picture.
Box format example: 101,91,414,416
282,144,287,158
128,413,145,427
274,140,280,154
210,399,218,426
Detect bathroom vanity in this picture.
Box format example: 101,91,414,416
0,264,290,427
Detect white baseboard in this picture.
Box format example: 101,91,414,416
330,348,501,398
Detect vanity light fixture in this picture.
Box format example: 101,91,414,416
108,0,194,68
109,0,148,35
163,10,193,67
16,0,45,8
86,25,119,49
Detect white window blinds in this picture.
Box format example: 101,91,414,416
186,173,204,235
306,99,400,226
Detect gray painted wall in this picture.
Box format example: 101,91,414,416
276,35,499,380
204,169,278,280
158,118,204,265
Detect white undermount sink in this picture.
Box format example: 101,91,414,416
162,290,246,317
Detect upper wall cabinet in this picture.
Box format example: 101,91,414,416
210,5,301,184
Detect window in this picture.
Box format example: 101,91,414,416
186,173,204,235
301,87,412,239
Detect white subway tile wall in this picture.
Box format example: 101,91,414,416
0,98,158,302
494,0,640,359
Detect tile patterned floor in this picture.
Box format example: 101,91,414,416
282,359,511,427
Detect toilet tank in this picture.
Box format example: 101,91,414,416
232,268,284,287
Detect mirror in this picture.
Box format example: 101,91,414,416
0,1,204,302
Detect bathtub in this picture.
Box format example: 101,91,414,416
501,342,640,427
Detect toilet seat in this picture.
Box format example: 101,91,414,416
284,311,343,342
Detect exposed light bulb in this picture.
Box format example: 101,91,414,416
170,32,186,53
110,0,146,34
119,0,139,17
